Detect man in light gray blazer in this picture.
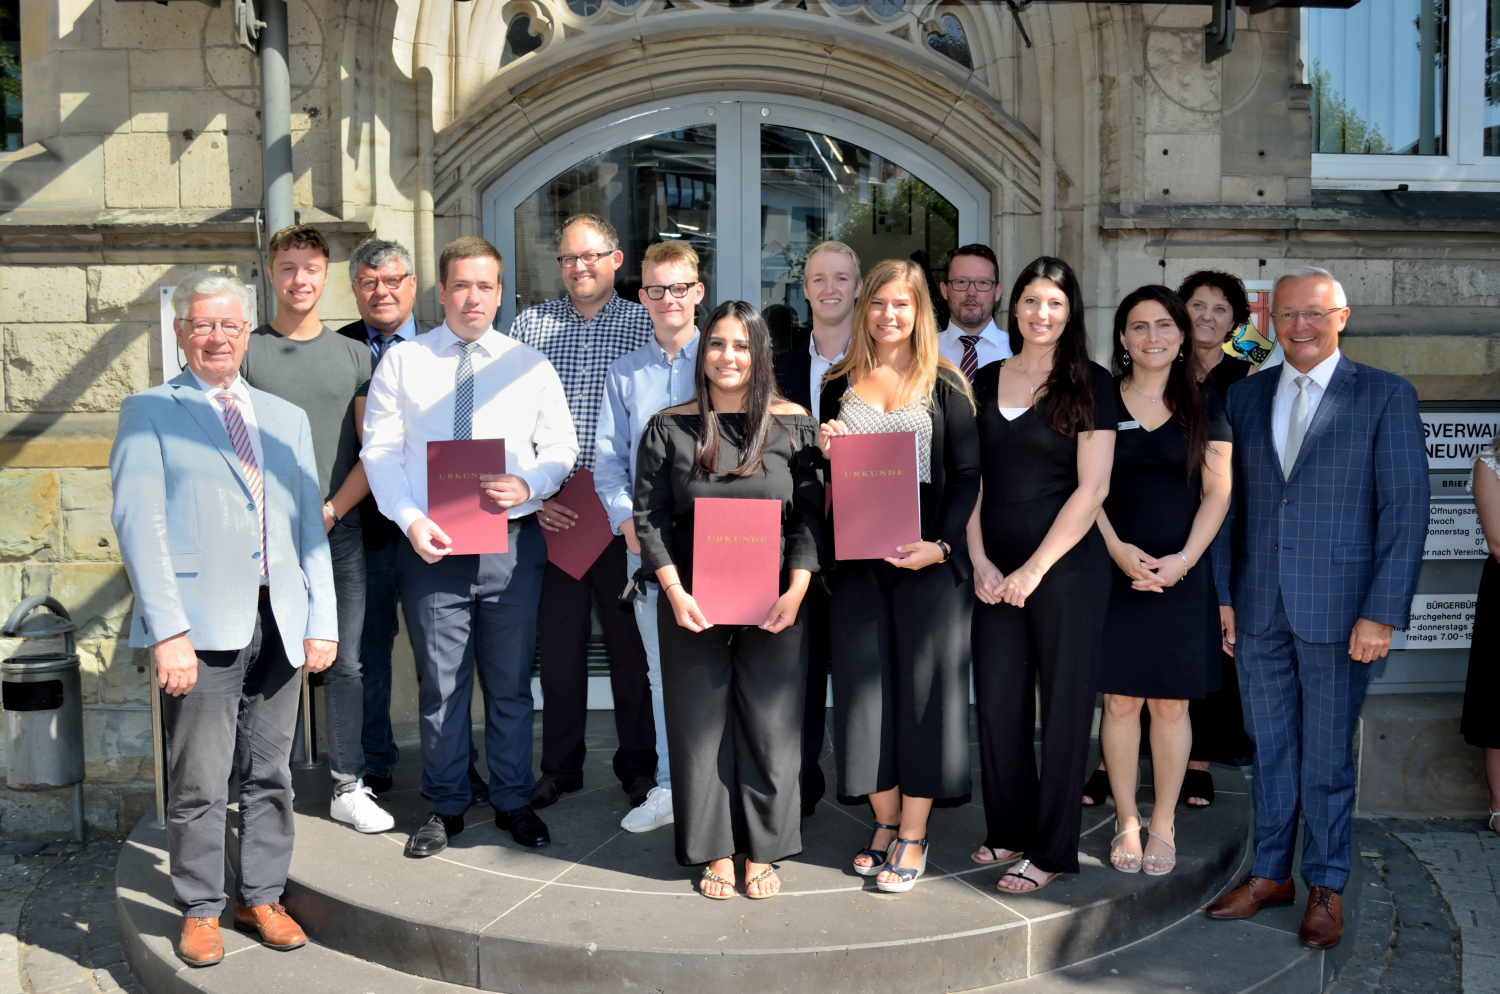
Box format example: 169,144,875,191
110,272,337,968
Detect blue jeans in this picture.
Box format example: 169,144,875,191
626,550,670,789
325,521,367,784
359,537,402,780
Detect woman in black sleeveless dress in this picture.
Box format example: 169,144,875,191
967,257,1116,893
1461,440,1500,833
1095,286,1233,875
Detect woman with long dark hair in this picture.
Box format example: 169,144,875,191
633,300,824,900
966,256,1116,893
1095,286,1232,876
818,258,980,895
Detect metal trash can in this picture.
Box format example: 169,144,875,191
2,595,85,840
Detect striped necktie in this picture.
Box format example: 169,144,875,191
959,335,981,383
217,392,267,579
454,342,479,440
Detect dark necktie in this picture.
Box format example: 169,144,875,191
959,335,981,383
374,333,396,362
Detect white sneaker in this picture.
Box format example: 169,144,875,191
330,781,396,834
620,786,674,833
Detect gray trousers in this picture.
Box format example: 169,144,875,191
162,597,301,918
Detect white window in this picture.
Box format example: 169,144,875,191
1307,0,1500,189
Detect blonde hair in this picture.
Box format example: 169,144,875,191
642,240,700,281
825,258,973,410
803,241,861,285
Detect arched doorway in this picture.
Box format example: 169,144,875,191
482,93,991,336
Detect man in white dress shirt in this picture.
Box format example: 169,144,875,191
937,244,1012,382
362,236,579,858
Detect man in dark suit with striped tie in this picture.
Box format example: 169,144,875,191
936,244,1010,383
1206,266,1428,949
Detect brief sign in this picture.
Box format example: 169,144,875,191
1422,413,1499,470
1391,594,1476,650
1425,501,1490,559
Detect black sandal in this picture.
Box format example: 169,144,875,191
1183,768,1215,807
1081,769,1110,806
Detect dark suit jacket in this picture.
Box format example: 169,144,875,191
1214,355,1429,643
337,318,398,551
772,348,815,412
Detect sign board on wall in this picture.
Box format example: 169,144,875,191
158,284,259,382
1425,500,1489,559
1422,413,1499,470
1389,594,1477,650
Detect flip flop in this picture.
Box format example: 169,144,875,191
999,859,1057,894
698,866,735,900
745,865,780,900
971,845,1024,866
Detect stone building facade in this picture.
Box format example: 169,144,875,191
0,0,1494,831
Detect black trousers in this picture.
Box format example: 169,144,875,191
972,540,1109,875
829,559,973,802
799,580,832,808
538,534,655,786
657,596,807,866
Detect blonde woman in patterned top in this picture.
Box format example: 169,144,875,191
816,258,980,894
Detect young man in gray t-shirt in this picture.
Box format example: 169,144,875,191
239,224,393,834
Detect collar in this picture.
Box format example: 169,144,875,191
366,314,417,342
809,333,849,365
1278,348,1342,392
435,323,502,356
188,368,249,402
946,318,1003,345
568,290,620,322
656,328,700,363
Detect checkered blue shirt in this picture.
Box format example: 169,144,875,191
506,292,653,472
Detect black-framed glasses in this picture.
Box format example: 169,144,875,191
558,251,613,269
355,274,413,292
944,278,998,292
642,282,697,300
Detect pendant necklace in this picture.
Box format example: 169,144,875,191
1126,379,1162,404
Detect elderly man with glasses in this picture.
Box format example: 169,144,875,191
506,214,659,818
111,272,337,966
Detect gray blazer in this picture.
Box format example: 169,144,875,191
109,370,337,665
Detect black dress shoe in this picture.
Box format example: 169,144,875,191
405,812,464,858
363,773,394,795
529,775,582,810
495,805,551,848
624,776,656,808
467,764,490,808
801,797,821,818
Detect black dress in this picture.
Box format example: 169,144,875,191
1099,380,1233,699
633,412,825,866
1204,353,1253,403
971,360,1117,875
1461,460,1499,748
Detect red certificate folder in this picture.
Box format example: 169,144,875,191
829,431,921,560
426,439,508,555
543,468,615,581
691,497,782,626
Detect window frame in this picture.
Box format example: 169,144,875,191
1307,0,1500,190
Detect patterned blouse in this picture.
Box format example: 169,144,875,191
838,390,933,482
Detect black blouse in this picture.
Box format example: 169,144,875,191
632,413,825,591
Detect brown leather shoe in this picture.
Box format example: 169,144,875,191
178,916,223,967
232,902,308,950
1299,886,1344,948
1205,874,1296,919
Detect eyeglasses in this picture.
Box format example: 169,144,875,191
355,274,413,292
642,283,697,300
944,278,998,293
557,251,613,269
1272,308,1344,325
183,319,248,339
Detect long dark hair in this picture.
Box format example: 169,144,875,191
1007,256,1095,436
692,300,786,477
1111,285,1210,476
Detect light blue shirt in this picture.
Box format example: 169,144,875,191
594,330,700,533
362,314,419,359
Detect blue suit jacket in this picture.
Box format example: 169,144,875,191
1216,355,1428,643
109,371,337,665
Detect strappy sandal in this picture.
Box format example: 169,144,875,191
853,821,899,877
745,865,780,900
875,838,928,894
698,865,736,900
1488,810,1498,835
972,845,1024,866
1183,768,1216,807
998,859,1056,894
1110,820,1142,873
1143,825,1176,876
1082,768,1111,806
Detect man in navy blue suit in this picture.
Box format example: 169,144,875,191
1206,266,1427,949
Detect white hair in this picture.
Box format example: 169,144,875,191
171,271,253,323
1271,265,1348,310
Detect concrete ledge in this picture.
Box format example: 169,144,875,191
1356,692,1490,819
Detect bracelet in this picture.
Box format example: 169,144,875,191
936,540,952,563
324,502,339,524
1178,552,1189,574
664,582,683,594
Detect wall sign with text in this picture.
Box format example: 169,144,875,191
1424,500,1489,559
1422,412,1499,470
1391,593,1477,650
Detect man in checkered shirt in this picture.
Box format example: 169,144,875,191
507,213,658,816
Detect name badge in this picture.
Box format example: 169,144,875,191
1117,420,1141,430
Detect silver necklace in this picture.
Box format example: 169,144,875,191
1014,360,1043,396
1126,379,1162,404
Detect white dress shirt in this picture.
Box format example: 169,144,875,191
938,318,1012,371
361,323,580,534
1272,348,1342,463
808,335,848,409
190,370,265,472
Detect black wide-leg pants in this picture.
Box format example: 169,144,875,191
657,596,807,866
972,533,1109,875
829,559,973,802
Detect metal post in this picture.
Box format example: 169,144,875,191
258,0,294,318
71,782,84,843
148,656,167,829
1418,0,1438,155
